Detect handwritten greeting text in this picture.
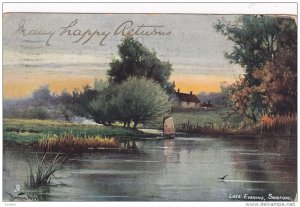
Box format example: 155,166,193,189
14,19,172,46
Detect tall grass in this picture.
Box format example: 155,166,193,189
259,114,297,136
178,113,297,137
26,153,66,189
179,120,236,135
38,135,119,153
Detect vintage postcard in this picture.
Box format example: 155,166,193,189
2,3,297,204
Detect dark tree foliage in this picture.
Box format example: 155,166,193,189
107,37,175,93
215,16,291,84
88,87,118,125
56,90,74,121
215,15,297,122
71,85,100,120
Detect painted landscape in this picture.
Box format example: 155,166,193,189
3,13,297,202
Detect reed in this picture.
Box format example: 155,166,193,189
26,153,66,189
179,113,297,137
38,134,119,153
259,114,297,136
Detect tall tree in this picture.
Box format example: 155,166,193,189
107,37,175,93
215,15,283,84
215,15,297,122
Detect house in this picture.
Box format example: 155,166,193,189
171,89,201,110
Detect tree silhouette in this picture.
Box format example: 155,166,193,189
107,36,175,93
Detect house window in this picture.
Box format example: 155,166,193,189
187,102,190,106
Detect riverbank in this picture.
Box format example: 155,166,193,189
3,118,155,144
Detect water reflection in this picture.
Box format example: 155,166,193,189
3,136,297,201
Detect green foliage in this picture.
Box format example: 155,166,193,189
215,16,280,78
94,79,109,91
215,15,297,122
71,85,100,118
87,77,171,129
57,90,74,121
88,87,117,125
107,37,175,93
112,77,171,128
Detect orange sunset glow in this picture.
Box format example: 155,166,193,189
171,75,234,94
3,73,96,99
3,71,235,99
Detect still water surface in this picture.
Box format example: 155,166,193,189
3,136,297,201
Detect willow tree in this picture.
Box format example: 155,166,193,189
113,77,171,129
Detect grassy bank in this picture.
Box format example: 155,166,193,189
172,108,241,129
143,108,240,130
3,118,149,143
173,111,297,137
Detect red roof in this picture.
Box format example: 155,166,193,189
175,92,200,103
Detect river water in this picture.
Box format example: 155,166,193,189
3,136,297,201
